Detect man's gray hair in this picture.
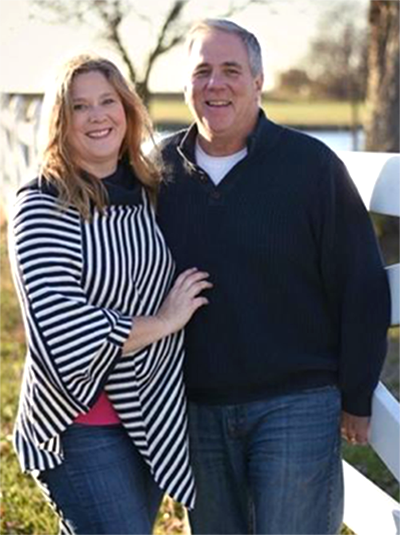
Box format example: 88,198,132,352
186,19,263,78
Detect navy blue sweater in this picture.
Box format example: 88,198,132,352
156,111,391,416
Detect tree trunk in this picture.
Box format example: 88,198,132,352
135,81,150,107
365,1,399,152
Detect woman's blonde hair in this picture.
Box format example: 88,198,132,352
40,53,160,218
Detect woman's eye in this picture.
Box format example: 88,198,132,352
73,103,87,111
103,98,115,105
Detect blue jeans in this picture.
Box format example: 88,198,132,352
34,424,163,535
188,386,343,534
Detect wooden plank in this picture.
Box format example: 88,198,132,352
387,264,400,326
369,382,400,482
338,151,400,217
343,461,400,535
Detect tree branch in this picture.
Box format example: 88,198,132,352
29,0,279,106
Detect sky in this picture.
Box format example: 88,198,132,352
0,0,369,94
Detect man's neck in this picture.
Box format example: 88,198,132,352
196,113,259,156
197,134,247,157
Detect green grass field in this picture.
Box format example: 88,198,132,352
0,211,398,534
149,96,365,128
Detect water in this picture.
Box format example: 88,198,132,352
154,128,365,153
305,129,365,152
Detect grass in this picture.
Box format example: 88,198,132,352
0,209,398,534
262,99,365,128
149,95,365,128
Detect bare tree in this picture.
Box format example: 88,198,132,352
364,1,399,266
303,1,369,149
31,0,271,105
307,33,367,102
364,0,399,152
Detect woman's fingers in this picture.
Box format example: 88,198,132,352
188,280,213,297
174,268,210,290
156,269,212,333
174,267,199,287
191,296,209,311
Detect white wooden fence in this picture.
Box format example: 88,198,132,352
338,151,400,535
0,93,42,211
1,93,399,534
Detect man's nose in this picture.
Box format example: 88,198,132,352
206,72,225,89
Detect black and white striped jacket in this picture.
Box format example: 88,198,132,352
9,164,196,509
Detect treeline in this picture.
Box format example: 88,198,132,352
274,1,367,102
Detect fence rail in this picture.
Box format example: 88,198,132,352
339,151,400,535
1,93,399,535
0,93,42,212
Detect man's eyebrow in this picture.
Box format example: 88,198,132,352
193,62,210,69
193,61,243,70
222,61,243,69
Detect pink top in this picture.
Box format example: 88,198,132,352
74,391,120,425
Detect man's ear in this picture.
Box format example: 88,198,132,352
255,73,264,93
254,74,264,105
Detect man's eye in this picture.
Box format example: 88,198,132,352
226,69,240,76
194,69,209,77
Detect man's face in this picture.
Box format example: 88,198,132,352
184,29,263,153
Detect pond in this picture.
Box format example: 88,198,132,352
305,129,365,152
155,128,365,153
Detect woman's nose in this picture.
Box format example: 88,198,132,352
88,105,105,122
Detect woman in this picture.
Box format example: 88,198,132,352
9,54,211,535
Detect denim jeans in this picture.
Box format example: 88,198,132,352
188,386,343,535
34,424,163,535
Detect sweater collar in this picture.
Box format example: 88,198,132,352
29,162,143,207
101,161,142,206
178,109,284,166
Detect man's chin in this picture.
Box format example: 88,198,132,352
200,121,232,138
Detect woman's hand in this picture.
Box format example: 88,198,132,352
122,268,212,355
156,267,212,334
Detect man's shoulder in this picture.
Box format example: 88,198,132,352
253,112,336,168
274,125,343,179
280,125,334,158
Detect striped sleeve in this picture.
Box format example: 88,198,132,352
10,189,133,410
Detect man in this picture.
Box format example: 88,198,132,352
156,19,390,535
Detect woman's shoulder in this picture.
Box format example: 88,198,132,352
17,175,60,198
13,176,79,228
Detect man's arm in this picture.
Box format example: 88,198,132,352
317,152,391,417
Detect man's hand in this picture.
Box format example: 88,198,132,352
341,411,370,445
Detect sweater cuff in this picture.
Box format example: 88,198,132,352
341,391,373,417
108,315,133,347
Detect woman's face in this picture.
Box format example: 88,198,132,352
68,70,127,178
